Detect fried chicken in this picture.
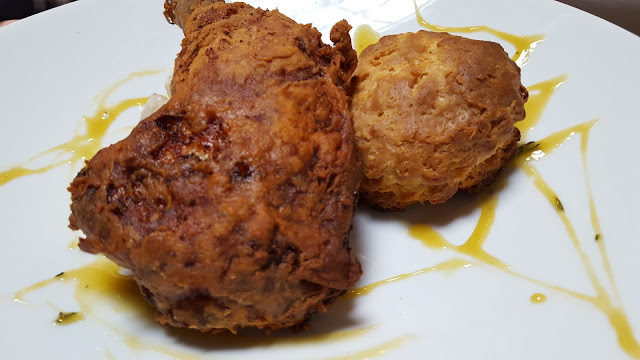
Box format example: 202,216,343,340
68,0,361,333
350,31,528,210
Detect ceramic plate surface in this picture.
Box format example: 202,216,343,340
1,0,639,359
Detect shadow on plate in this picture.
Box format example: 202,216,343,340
162,297,361,350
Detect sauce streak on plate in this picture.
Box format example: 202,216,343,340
413,0,545,67
0,70,166,186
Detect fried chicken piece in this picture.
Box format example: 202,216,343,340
350,31,528,210
68,0,361,333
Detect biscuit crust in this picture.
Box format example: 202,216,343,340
351,30,528,209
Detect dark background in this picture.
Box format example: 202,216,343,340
557,0,639,36
0,0,75,21
0,0,638,36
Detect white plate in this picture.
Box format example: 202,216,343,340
1,0,639,359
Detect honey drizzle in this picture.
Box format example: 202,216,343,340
6,69,408,359
518,75,568,138
518,162,605,295
14,257,145,312
0,97,148,186
122,333,414,360
14,257,397,357
517,164,640,356
517,120,639,357
353,24,381,55
345,258,471,299
530,293,547,304
3,15,636,358
413,0,545,67
325,335,415,360
403,197,597,303
68,237,79,250
406,119,639,357
410,196,508,269
579,123,619,305
0,69,168,187
104,349,116,360
121,324,403,360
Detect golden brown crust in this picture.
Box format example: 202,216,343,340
164,0,224,28
351,30,528,209
70,2,360,333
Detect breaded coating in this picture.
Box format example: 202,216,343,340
351,31,528,209
69,0,361,333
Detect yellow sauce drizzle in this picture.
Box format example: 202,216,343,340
400,118,640,357
517,165,640,356
14,258,395,357
104,349,115,360
407,210,598,303
0,97,147,186
402,121,639,356
530,293,547,304
0,69,167,187
325,335,415,360
5,13,637,358
518,162,603,294
0,165,58,186
14,257,150,316
350,13,637,351
121,330,412,360
516,119,594,162
515,120,640,357
121,335,204,360
8,69,407,359
411,195,509,269
579,124,619,305
413,0,545,67
518,75,568,138
354,24,382,55
68,237,79,250
345,258,471,299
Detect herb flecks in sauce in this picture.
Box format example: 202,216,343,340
405,119,639,357
15,257,394,356
518,141,540,155
14,257,145,312
55,311,84,325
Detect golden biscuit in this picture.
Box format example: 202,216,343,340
351,30,528,209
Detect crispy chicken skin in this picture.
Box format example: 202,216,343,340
69,0,361,332
350,31,528,210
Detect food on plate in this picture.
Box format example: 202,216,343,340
68,0,361,333
350,30,528,210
